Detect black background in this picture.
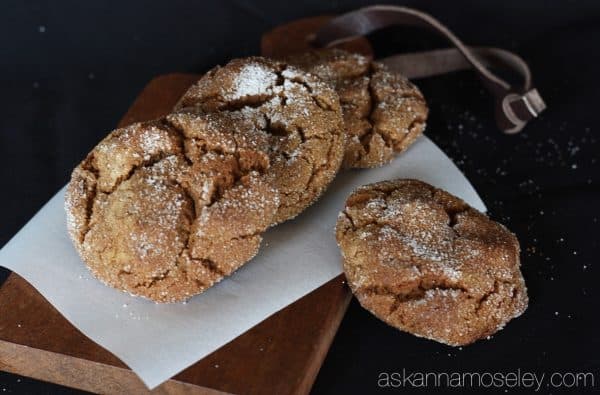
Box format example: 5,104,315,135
1,1,599,394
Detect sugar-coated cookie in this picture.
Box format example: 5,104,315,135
336,179,528,346
287,49,428,168
175,57,345,224
65,115,278,302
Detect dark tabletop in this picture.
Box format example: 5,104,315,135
1,1,599,394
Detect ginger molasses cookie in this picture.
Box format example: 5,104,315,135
65,114,278,302
286,49,428,168
175,57,345,224
336,179,528,346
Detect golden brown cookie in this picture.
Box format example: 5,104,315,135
286,49,428,168
175,56,345,224
336,179,527,346
65,114,279,302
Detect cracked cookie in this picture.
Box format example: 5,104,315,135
65,115,278,302
175,56,345,224
286,49,428,168
335,179,528,346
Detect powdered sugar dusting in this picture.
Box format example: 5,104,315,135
378,225,455,266
227,63,277,100
139,126,172,160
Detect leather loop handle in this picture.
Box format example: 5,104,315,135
312,5,546,134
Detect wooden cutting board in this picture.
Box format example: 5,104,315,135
0,16,372,395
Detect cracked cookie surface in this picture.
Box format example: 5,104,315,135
65,115,278,302
335,179,528,346
286,49,428,168
175,57,345,224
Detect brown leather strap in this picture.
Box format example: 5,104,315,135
312,5,546,134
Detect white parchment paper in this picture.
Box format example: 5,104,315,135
0,136,485,389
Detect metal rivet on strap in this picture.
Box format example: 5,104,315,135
522,89,546,117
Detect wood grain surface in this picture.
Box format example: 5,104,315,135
0,16,373,394
0,72,352,395
261,15,372,58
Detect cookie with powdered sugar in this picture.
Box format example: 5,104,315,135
175,56,345,224
65,114,278,302
286,49,428,168
335,179,528,346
